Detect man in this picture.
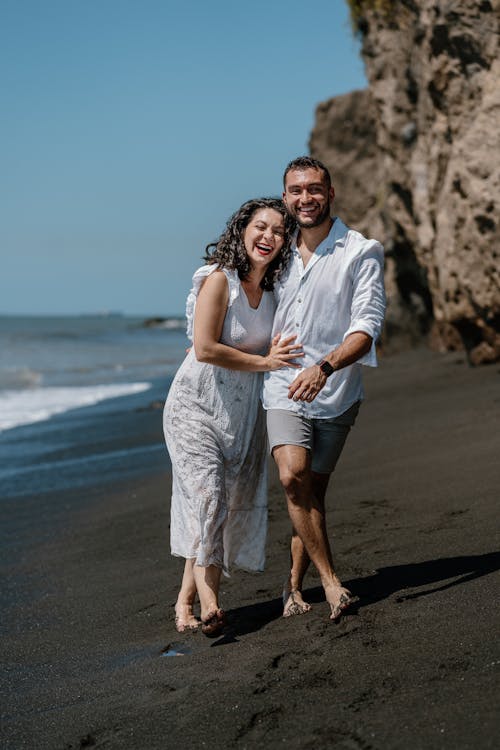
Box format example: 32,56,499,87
262,156,386,620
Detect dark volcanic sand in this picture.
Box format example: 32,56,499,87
2,349,499,749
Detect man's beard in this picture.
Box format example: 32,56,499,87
293,201,331,228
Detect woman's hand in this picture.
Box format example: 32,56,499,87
264,334,304,371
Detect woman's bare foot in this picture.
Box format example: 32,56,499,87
282,579,312,617
324,582,358,621
201,608,225,637
175,560,200,632
174,603,200,633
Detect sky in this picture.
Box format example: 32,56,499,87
1,0,367,317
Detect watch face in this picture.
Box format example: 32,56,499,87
318,359,334,376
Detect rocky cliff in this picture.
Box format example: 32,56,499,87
310,0,500,363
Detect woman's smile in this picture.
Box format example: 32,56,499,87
255,242,274,255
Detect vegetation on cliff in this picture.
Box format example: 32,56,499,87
347,0,394,28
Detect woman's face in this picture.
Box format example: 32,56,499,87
243,208,285,270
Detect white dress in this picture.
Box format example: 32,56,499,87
163,265,275,574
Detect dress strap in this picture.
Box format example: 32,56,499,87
185,265,240,340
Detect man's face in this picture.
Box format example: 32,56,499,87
283,167,334,228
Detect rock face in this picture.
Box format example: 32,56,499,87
310,0,500,363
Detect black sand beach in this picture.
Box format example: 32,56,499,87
2,349,499,749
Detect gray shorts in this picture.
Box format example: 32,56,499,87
266,401,360,475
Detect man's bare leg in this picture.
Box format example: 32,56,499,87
310,471,358,620
274,445,356,620
175,559,200,632
283,526,312,616
283,471,332,615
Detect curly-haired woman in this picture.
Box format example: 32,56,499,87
163,197,302,637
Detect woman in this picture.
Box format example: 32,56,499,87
163,197,302,637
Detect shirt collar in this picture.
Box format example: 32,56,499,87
291,217,348,257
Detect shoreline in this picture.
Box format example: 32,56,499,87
0,376,170,499
2,348,499,749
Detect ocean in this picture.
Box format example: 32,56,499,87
0,315,188,498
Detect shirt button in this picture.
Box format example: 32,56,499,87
297,298,302,303
295,322,300,327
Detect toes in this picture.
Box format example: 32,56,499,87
283,596,312,618
201,609,225,637
283,602,304,617
175,614,200,633
175,621,199,634
329,593,358,621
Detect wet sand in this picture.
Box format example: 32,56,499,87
2,348,499,749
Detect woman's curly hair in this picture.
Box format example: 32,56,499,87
204,197,294,291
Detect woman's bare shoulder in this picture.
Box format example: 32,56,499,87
197,268,229,302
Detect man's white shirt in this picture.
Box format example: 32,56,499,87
262,218,386,419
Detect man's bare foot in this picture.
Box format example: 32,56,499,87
282,579,312,617
174,603,200,633
201,608,225,638
324,582,358,621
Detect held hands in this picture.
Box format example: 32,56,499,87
265,334,304,371
288,364,327,402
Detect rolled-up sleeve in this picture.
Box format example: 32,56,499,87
343,240,386,367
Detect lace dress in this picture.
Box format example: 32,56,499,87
163,265,275,574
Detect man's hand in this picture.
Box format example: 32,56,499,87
288,365,327,402
287,333,373,402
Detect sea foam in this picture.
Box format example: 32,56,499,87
0,382,152,432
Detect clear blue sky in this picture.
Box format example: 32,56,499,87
1,0,366,316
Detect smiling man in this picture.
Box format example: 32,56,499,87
262,156,386,621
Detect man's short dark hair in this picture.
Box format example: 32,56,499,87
283,156,332,190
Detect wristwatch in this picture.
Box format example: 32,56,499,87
315,358,335,377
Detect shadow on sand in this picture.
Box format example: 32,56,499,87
219,550,500,642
